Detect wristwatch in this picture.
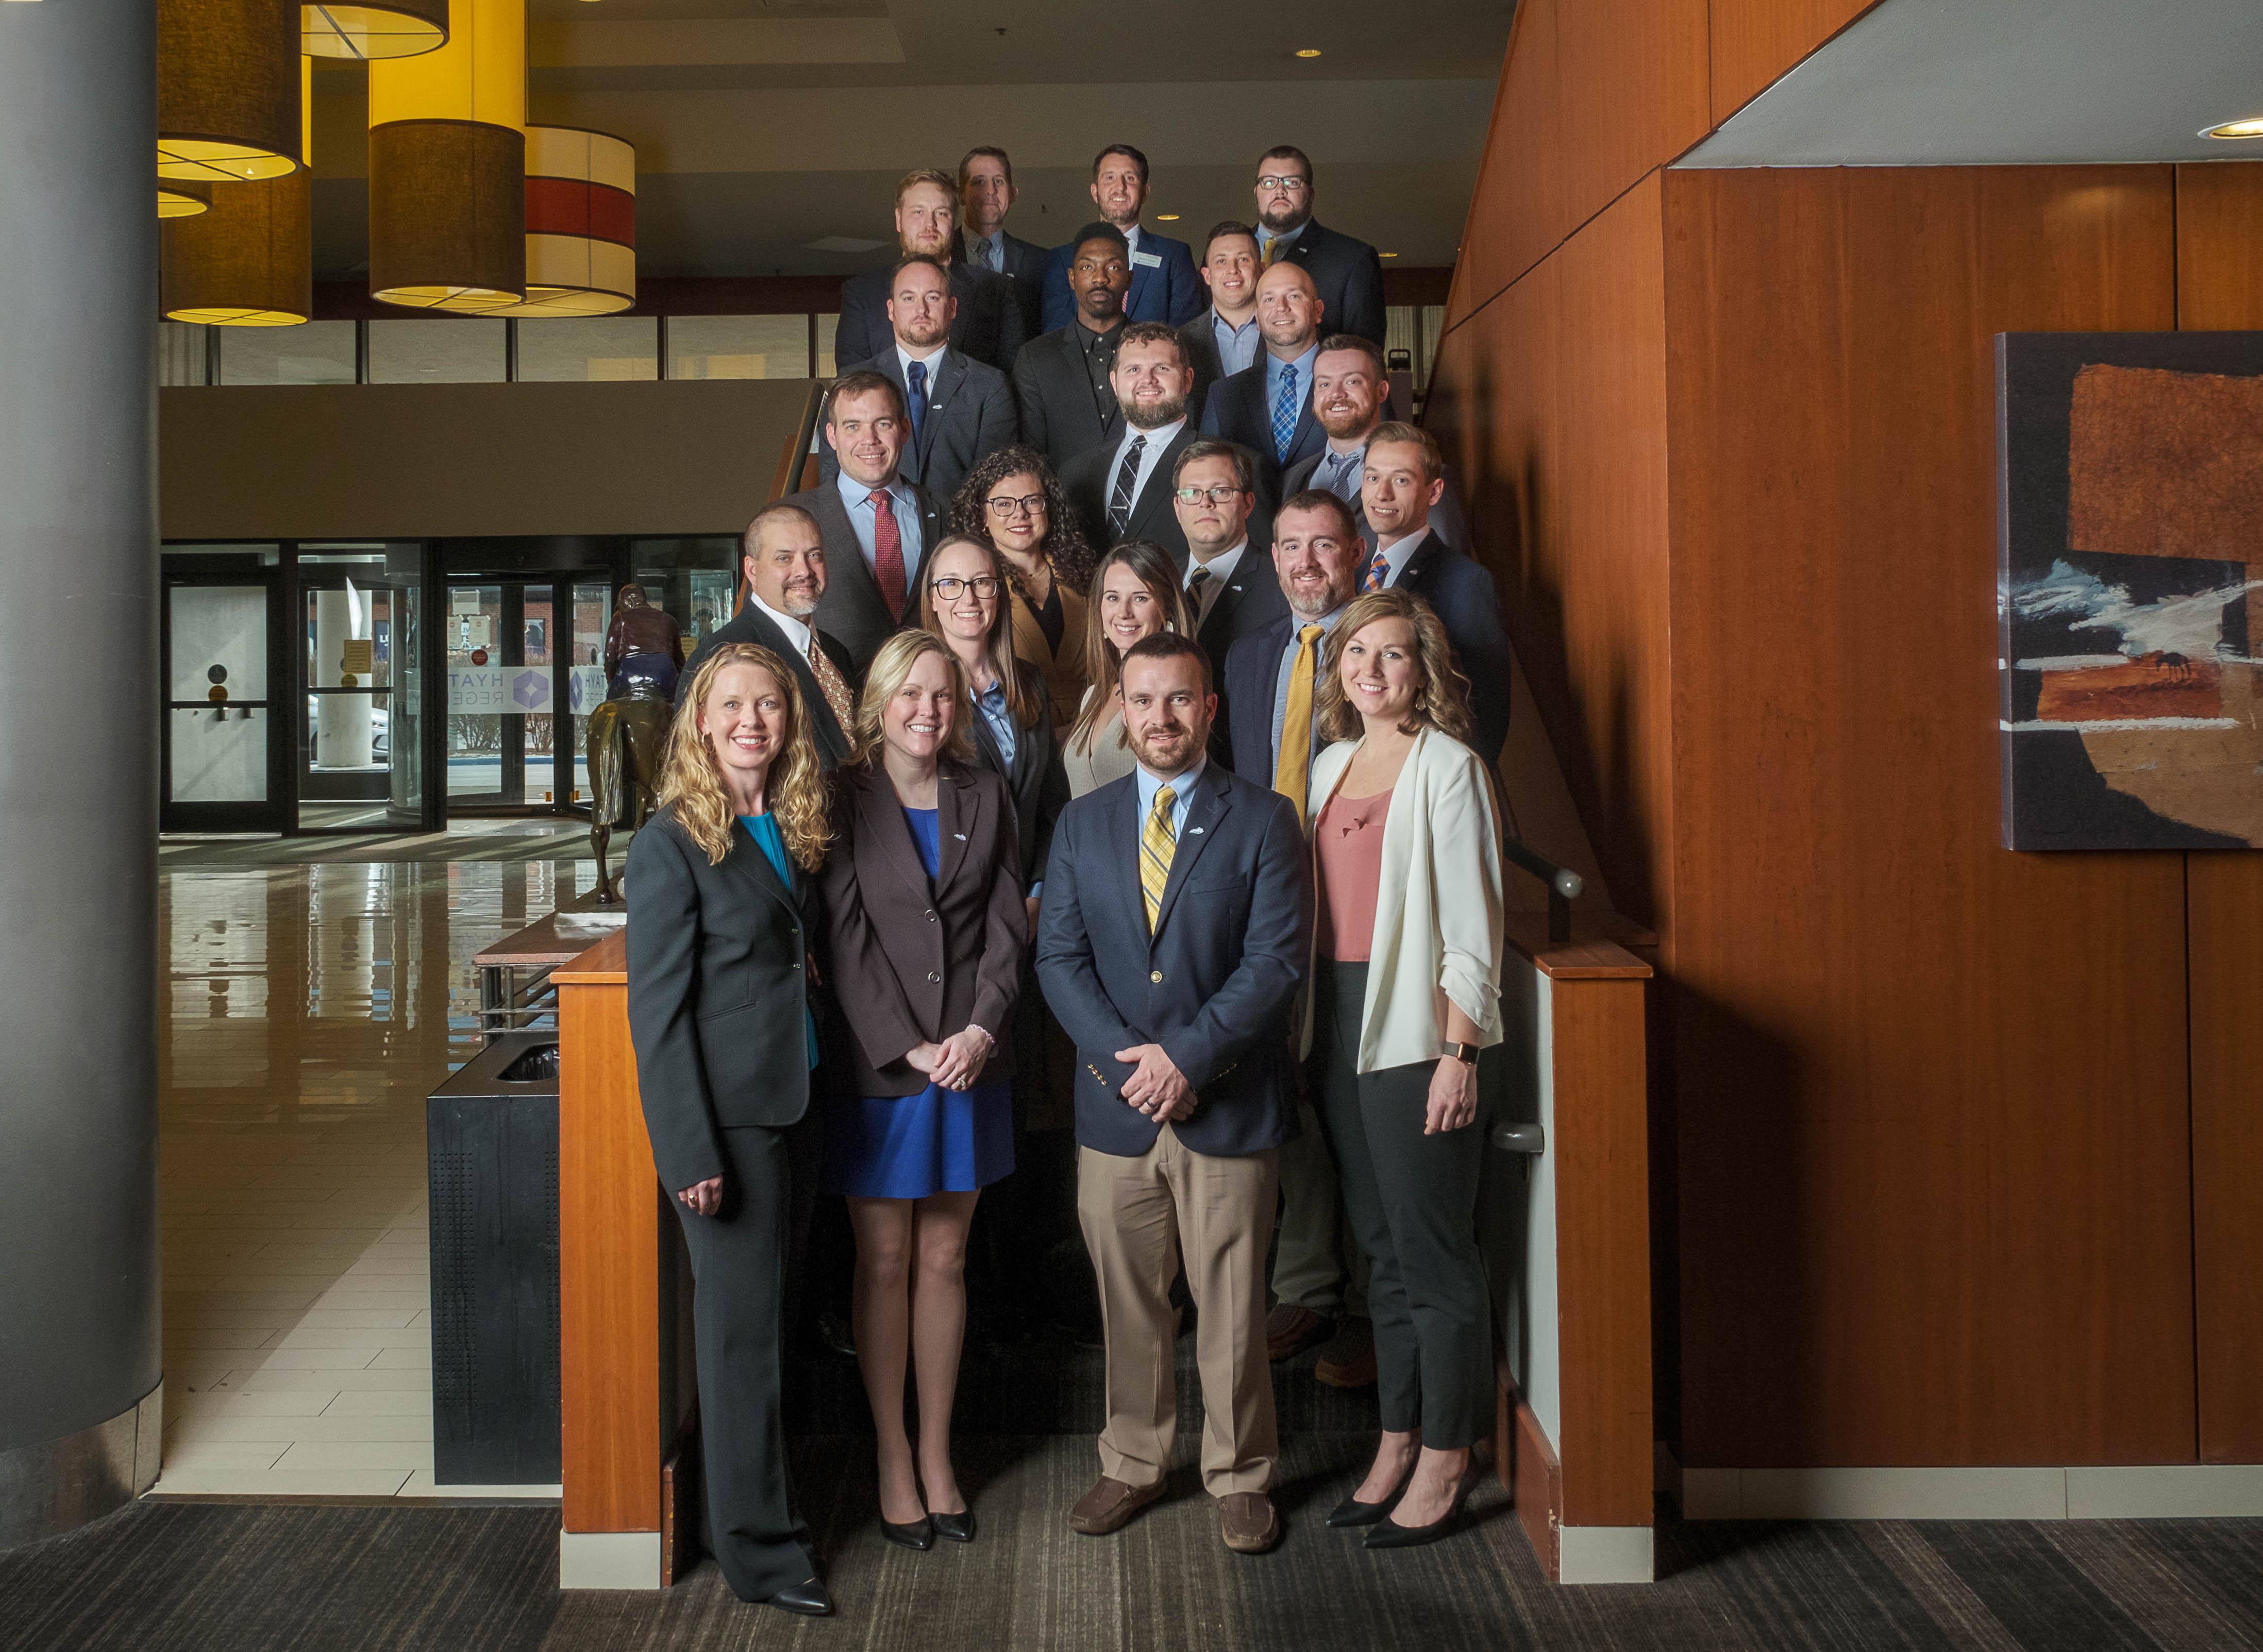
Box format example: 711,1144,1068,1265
1442,1041,1479,1066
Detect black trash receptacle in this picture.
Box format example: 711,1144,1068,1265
427,1030,561,1486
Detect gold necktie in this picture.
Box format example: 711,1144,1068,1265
1140,785,1178,931
1263,237,1286,266
1273,624,1324,827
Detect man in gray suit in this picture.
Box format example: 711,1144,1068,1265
1036,630,1309,1556
785,369,946,678
1281,334,1471,552
822,255,1018,507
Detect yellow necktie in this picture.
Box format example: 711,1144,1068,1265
1263,237,1286,266
1140,785,1178,931
1273,624,1323,826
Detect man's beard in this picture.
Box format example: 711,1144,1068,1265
898,317,949,349
1316,402,1371,440
1257,200,1304,232
779,584,822,619
1125,392,1188,432
1133,724,1196,768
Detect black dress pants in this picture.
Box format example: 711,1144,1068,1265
1311,962,1491,1448
672,1121,820,1600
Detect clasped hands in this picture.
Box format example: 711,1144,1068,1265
908,1025,993,1091
1115,1042,1192,1123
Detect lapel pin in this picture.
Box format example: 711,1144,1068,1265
1189,826,1204,834
953,832,967,841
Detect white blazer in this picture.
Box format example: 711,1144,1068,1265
1300,726,1506,1073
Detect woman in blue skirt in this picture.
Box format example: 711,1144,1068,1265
820,629,1027,1549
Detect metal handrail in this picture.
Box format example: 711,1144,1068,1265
1503,838,1582,944
766,377,831,505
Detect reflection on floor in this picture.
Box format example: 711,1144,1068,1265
154,854,593,1497
160,817,618,869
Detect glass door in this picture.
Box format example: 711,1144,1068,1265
446,581,519,806
445,575,606,815
161,568,288,833
297,546,423,832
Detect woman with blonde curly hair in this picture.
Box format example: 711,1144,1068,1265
625,642,835,1618
819,628,1026,1550
1301,588,1505,1552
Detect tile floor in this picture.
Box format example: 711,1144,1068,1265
153,848,594,1498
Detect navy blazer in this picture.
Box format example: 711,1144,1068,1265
817,347,1019,507
1035,761,1310,1159
1200,357,1325,497
835,259,1026,374
626,807,819,1193
1265,218,1386,347
1393,529,1514,766
1040,228,1204,333
1220,613,1296,786
1280,447,1473,559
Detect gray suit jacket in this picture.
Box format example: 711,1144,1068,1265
819,348,1019,507
788,479,947,679
1280,446,1473,555
1011,321,1125,473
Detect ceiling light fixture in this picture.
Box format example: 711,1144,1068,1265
1155,213,1180,221
160,179,214,219
162,55,313,325
2200,116,2263,140
1380,251,1398,258
159,0,305,183
302,0,448,59
490,126,637,317
1295,47,1321,58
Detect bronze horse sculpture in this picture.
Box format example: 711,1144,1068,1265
585,690,670,903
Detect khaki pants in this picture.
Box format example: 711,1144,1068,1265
1077,1129,1280,1497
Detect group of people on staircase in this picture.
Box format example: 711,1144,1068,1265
623,140,1518,1619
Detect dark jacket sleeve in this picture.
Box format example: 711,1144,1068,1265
1039,242,1074,333
833,285,878,376
1444,559,1514,766
975,372,1021,465
987,273,1027,367
624,822,727,1194
1163,239,1205,327
970,770,1028,1041
818,782,928,1074
1026,679,1069,889
1157,789,1311,1090
1034,804,1144,1060
1012,342,1052,465
1337,235,1388,348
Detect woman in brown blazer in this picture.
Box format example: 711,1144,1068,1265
951,445,1094,726
819,629,1027,1551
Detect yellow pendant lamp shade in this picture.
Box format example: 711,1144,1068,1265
160,180,214,220
366,0,527,312
159,0,304,183
162,57,314,326
303,0,448,60
491,126,636,317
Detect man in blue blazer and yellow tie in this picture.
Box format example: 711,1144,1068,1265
1035,631,1309,1557
1040,143,1204,334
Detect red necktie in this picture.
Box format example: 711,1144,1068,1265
870,490,907,621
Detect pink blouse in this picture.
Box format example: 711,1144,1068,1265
1314,786,1393,963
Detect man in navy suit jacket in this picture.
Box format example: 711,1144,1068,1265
1249,145,1387,347
1036,631,1307,1553
1199,262,1329,499
955,146,1048,345
835,169,1024,372
1040,143,1204,333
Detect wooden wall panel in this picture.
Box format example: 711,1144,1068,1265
2174,160,2263,1463
1707,0,1879,127
1664,166,2197,1468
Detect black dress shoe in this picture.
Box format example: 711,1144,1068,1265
1326,1473,1410,1528
881,1514,935,1550
768,1577,833,1616
929,1507,976,1543
1363,1484,1470,1549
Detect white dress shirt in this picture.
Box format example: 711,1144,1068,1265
747,591,814,661
1102,415,1186,518
1183,541,1247,626
1369,527,1433,589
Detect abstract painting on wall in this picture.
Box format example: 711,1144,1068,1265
1997,332,2263,850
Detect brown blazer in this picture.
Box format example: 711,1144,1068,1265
1008,576,1089,730
820,758,1027,1098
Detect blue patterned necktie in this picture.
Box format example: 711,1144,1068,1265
1271,363,1300,464
906,360,927,444
1325,448,1361,502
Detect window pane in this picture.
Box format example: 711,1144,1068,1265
815,313,839,377
367,319,507,383
157,322,208,386
516,316,659,382
667,314,810,381
220,320,357,384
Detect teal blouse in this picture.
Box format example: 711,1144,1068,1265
739,813,819,1070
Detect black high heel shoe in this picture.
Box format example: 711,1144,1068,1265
881,1514,935,1550
929,1507,976,1543
1362,1475,1470,1549
1327,1468,1413,1528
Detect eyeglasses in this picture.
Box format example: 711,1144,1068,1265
929,576,1001,599
1173,485,1247,505
1256,175,1310,192
984,493,1049,517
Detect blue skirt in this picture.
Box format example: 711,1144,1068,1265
821,1075,1016,1199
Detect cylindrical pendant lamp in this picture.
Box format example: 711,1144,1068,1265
160,180,214,219
491,126,636,317
302,0,448,60
366,0,526,311
161,57,313,326
159,0,304,183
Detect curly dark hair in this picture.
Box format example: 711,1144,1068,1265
949,445,1096,600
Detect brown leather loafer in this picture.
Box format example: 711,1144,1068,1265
1315,1315,1378,1388
1265,1303,1335,1363
1068,1475,1167,1536
1218,1492,1281,1554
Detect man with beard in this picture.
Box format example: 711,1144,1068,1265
1038,143,1203,333
1283,334,1471,552
678,503,859,770
1059,322,1203,567
1012,224,1133,471
823,255,1018,505
1036,630,1308,1555
835,170,1025,372
1199,262,1329,495
1248,145,1385,348
1179,221,1262,424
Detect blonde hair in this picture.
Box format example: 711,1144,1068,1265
851,629,977,767
1069,540,1193,752
1316,588,1472,744
917,534,1046,730
657,644,832,870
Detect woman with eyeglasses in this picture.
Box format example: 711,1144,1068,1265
951,447,1094,729
1059,538,1193,799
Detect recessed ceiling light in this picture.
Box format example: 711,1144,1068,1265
1295,47,1321,58
1156,213,1179,221
2200,116,2263,140
1380,251,1398,259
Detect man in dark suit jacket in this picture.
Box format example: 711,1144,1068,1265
782,370,946,678
1280,334,1472,552
955,145,1048,345
680,502,861,768
819,255,1018,507
1250,144,1386,347
1199,261,1328,499
1039,144,1204,333
1059,322,1201,567
1357,422,1514,768
1012,224,1131,473
1035,631,1307,1554
1169,440,1287,664
835,168,1024,373
1179,221,1263,427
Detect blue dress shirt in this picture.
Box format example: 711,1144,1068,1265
1269,604,1349,772
1211,311,1262,377
1264,342,1319,427
834,469,925,584
973,678,1017,767
1134,753,1206,841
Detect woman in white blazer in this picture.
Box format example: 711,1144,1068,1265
1301,586,1505,1550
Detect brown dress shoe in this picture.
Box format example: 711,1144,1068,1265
1218,1492,1281,1554
1068,1475,1167,1536
1315,1314,1378,1388
1265,1303,1335,1363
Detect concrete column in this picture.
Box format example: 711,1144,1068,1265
315,587,374,768
0,0,163,1547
